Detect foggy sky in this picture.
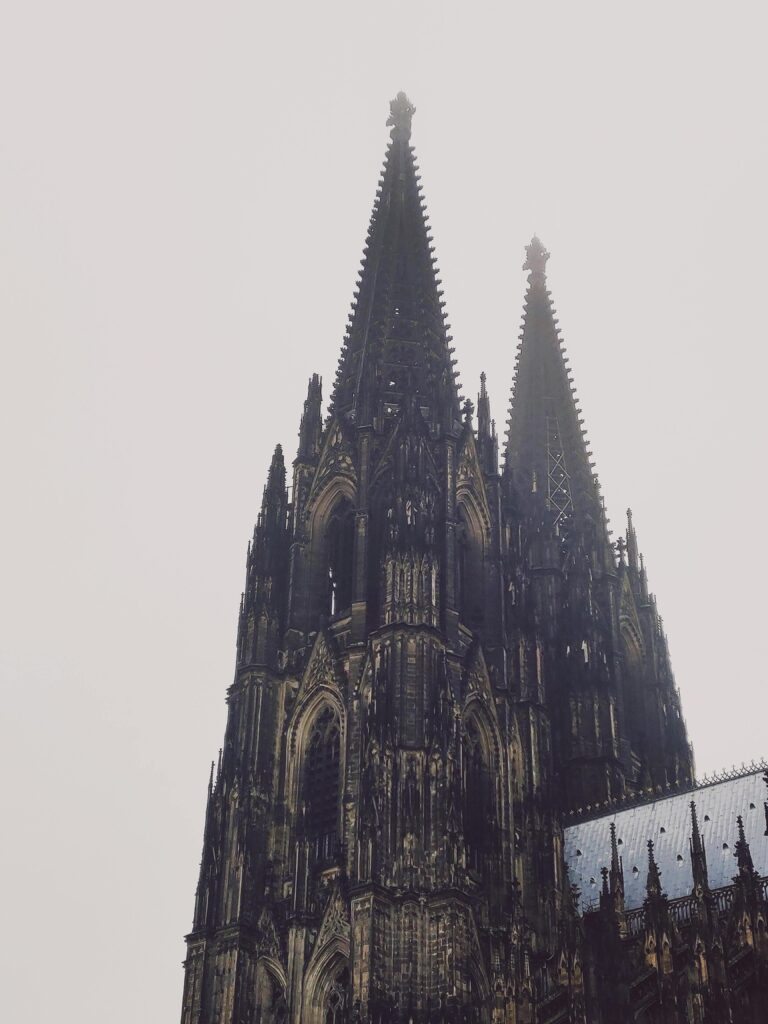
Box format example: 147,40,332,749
1,2,767,1021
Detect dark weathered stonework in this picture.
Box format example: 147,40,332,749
180,95,768,1023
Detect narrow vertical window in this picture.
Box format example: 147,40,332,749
464,720,491,875
456,520,468,622
324,967,349,1024
304,707,341,863
456,505,484,630
327,503,355,616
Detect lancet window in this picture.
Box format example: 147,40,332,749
326,502,355,617
464,719,492,874
456,504,484,630
323,966,349,1024
255,966,287,1024
303,706,341,864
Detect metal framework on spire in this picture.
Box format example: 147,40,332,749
545,403,574,527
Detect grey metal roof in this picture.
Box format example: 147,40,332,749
564,769,768,914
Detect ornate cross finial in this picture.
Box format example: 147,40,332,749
523,235,550,276
387,92,416,140
616,536,627,563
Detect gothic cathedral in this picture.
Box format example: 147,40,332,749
180,96,768,1023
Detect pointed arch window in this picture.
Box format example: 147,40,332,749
323,966,349,1024
464,719,492,874
326,502,355,617
255,966,287,1024
304,706,341,864
456,517,468,621
456,504,484,630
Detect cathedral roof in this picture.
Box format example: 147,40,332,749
565,766,768,913
330,93,460,432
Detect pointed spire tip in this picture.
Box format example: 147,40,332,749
524,235,550,275
387,92,415,140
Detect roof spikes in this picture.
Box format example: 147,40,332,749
609,822,625,901
689,800,709,893
645,839,663,899
625,507,639,571
734,813,756,877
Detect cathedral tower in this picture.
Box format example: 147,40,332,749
180,95,699,1024
503,237,693,812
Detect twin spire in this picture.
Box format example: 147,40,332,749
504,234,616,568
329,94,608,544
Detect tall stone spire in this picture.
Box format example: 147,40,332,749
505,238,612,565
330,93,460,432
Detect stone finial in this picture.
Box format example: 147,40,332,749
387,92,416,140
523,235,550,276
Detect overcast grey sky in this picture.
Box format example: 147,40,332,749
2,2,767,1021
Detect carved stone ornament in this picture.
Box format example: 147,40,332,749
315,885,351,949
302,631,339,695
257,906,284,966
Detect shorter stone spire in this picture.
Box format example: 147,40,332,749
505,237,612,564
265,444,286,495
476,371,498,473
238,444,289,670
298,374,323,460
